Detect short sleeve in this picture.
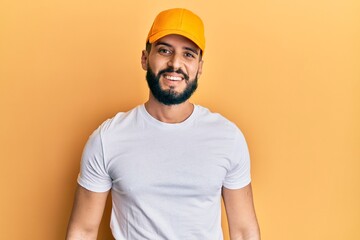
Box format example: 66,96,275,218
77,127,112,192
223,128,251,189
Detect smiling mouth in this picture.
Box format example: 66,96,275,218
163,74,183,81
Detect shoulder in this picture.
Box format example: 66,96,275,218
194,105,239,132
97,105,142,134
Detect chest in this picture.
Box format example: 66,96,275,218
104,129,233,198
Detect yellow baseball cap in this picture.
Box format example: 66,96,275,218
146,8,205,53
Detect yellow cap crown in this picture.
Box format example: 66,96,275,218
146,8,205,53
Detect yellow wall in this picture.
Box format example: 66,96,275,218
1,0,359,239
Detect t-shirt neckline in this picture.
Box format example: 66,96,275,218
139,104,198,129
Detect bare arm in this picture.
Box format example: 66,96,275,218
222,183,260,240
66,185,110,240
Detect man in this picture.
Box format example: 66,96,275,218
66,8,260,240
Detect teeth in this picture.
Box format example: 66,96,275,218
165,75,182,81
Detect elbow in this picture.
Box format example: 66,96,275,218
66,225,98,240
230,226,261,240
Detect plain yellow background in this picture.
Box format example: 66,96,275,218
1,0,359,239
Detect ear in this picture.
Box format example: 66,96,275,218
141,50,148,71
197,59,204,77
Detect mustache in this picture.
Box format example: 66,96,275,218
158,67,189,81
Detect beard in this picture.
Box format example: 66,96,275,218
146,65,198,106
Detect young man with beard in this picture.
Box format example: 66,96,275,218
66,8,260,240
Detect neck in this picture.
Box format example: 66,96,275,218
145,94,194,123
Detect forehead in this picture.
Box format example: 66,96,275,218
153,34,200,51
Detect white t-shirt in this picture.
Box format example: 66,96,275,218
78,104,251,240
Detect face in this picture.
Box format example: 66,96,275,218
141,34,203,105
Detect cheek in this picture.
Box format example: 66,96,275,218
187,64,200,78
149,59,168,74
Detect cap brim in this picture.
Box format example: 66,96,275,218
148,30,205,53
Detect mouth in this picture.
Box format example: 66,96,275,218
163,74,183,81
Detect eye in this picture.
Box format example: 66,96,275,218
158,48,172,55
184,52,195,59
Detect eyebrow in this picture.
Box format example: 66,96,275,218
155,42,199,56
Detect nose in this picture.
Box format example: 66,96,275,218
167,53,182,70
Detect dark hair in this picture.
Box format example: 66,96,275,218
146,41,152,53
